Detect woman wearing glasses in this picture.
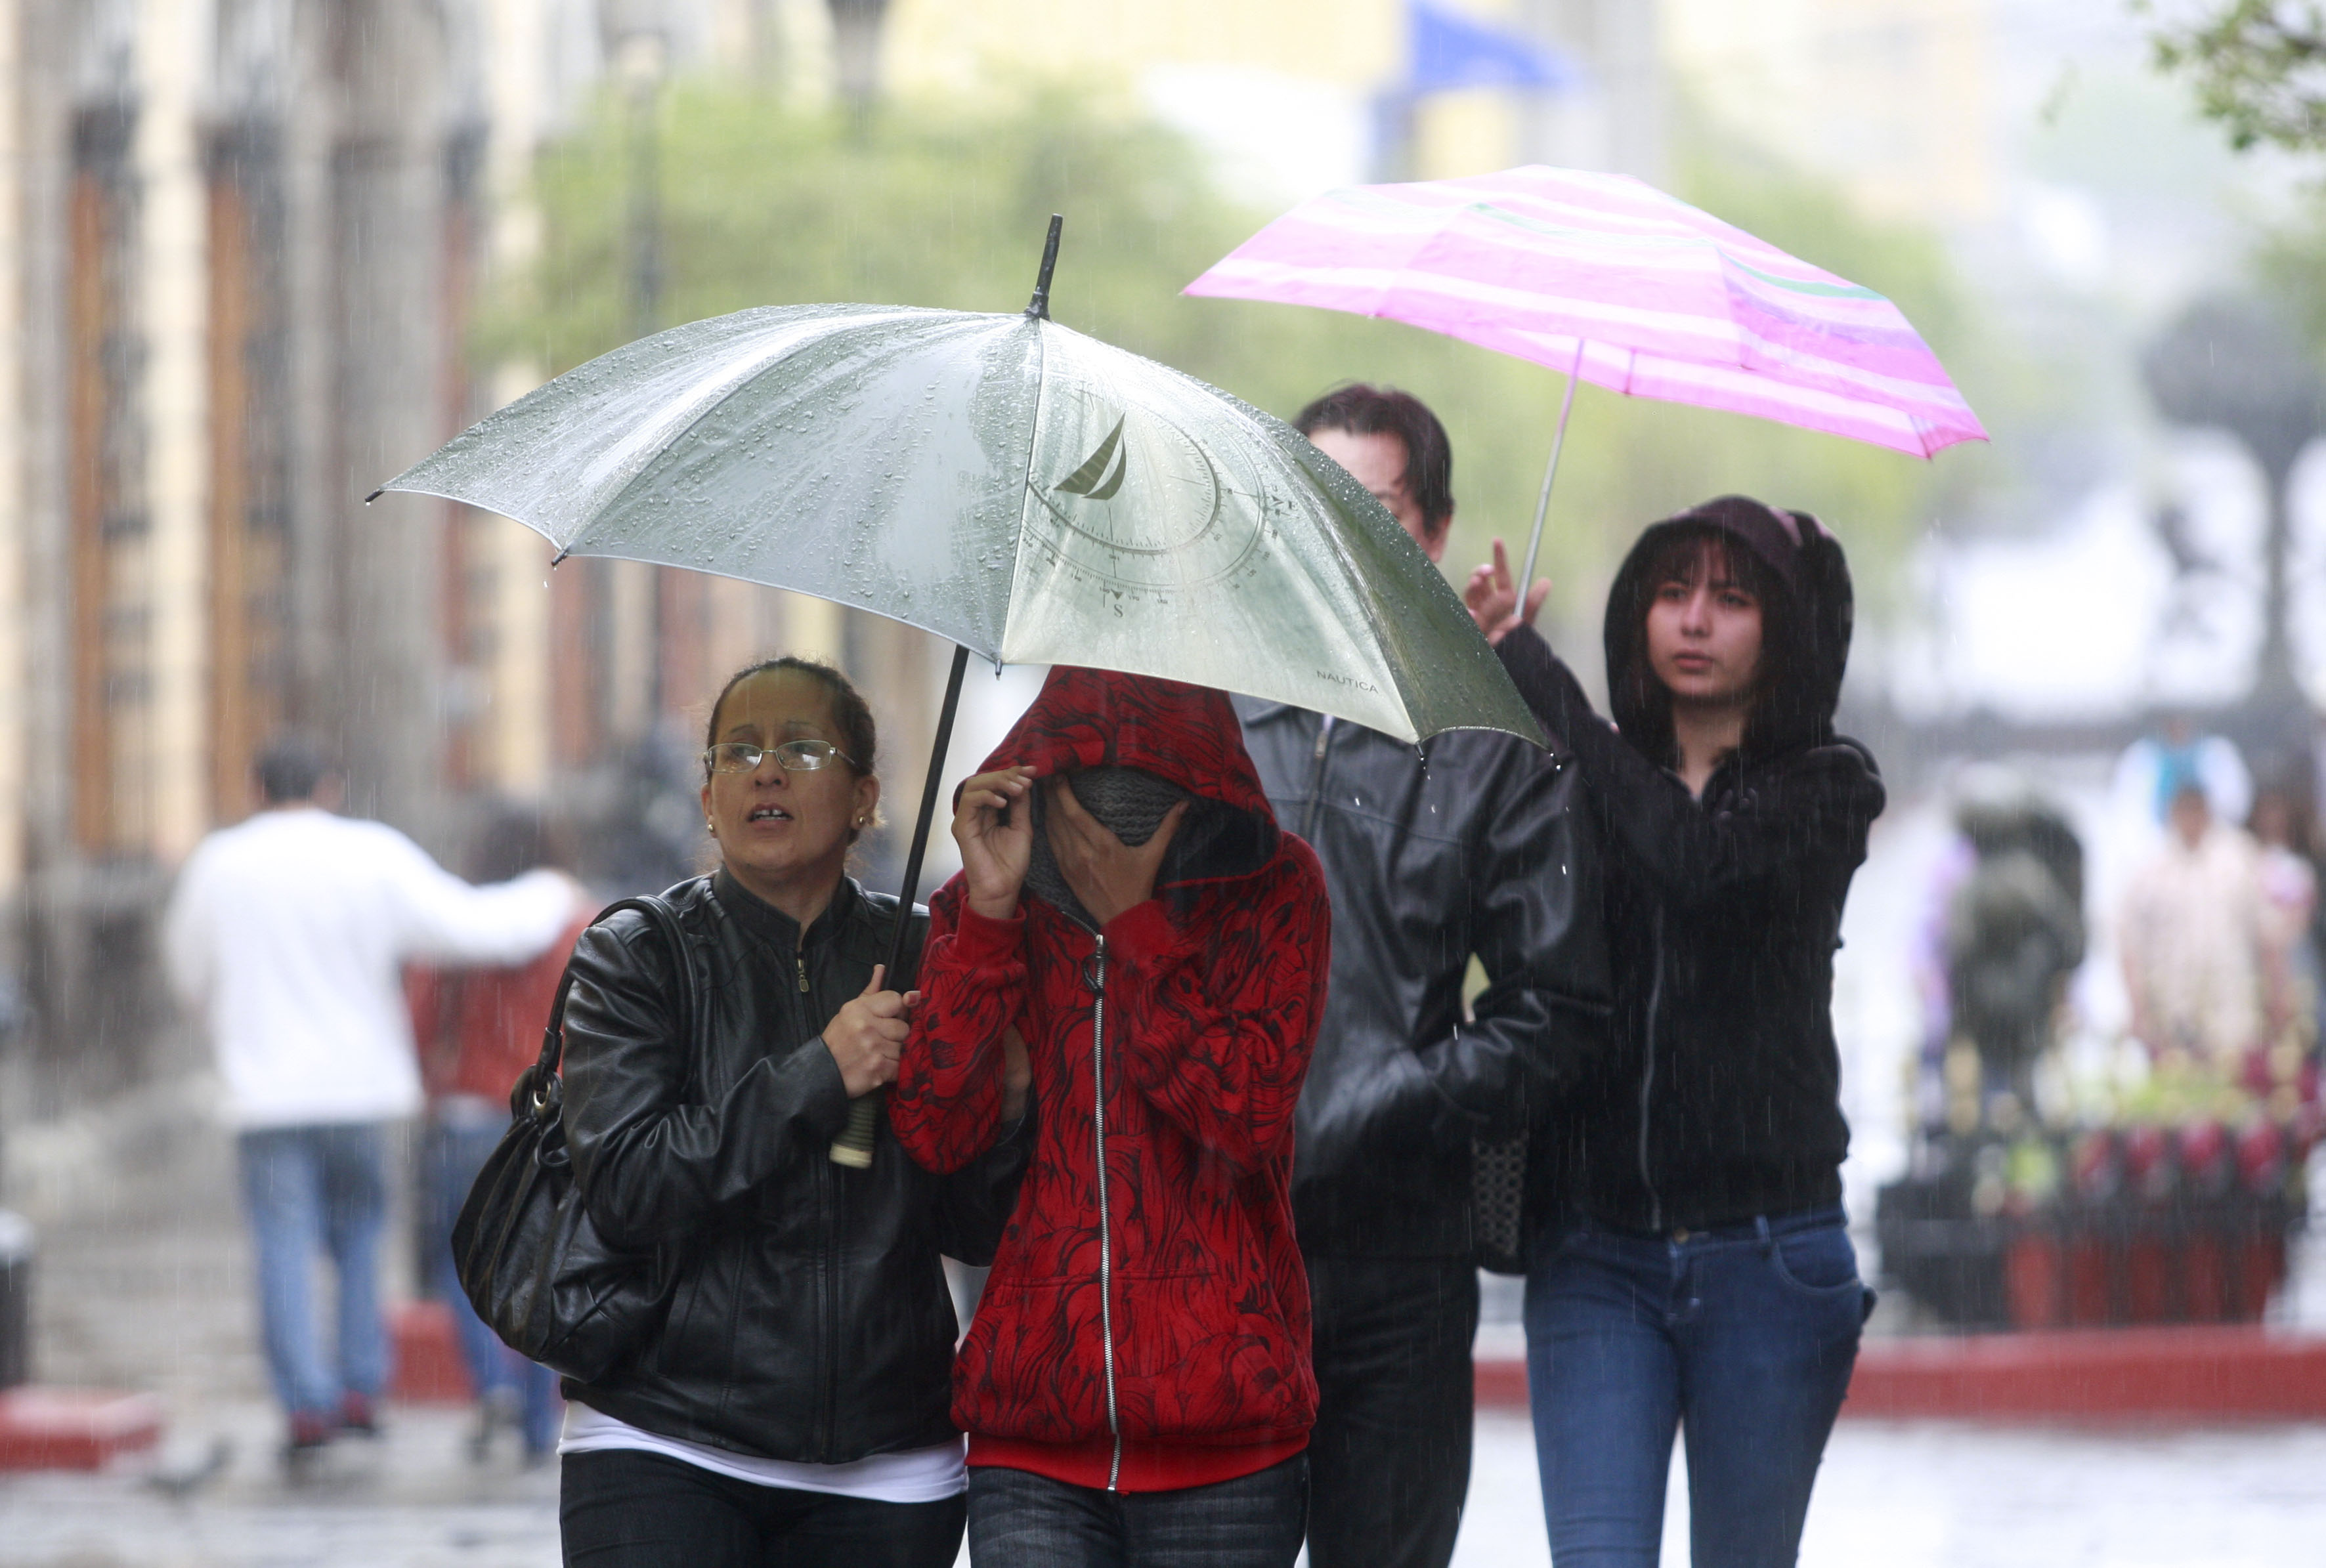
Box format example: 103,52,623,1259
553,656,1035,1568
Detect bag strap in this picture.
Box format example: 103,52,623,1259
529,892,703,1100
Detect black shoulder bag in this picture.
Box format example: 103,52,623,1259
451,895,700,1383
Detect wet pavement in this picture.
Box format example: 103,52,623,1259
3,1403,2324,1568
1457,1411,2326,1568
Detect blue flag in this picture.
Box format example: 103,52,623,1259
1408,0,1582,94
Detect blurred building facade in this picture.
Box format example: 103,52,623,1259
1662,0,1998,227
885,0,1662,192
0,0,853,1112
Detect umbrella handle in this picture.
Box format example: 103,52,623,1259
1514,339,1585,632
831,643,974,1168
1026,215,1065,320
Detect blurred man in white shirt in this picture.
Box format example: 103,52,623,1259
163,735,575,1467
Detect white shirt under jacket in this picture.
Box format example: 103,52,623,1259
163,806,576,1130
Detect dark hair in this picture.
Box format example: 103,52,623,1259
255,733,330,805
1619,525,1795,771
1295,383,1455,536
465,799,574,884
704,656,881,841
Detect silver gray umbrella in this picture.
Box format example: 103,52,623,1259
375,242,1536,746
374,219,1541,1161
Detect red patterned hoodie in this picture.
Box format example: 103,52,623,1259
891,666,1329,1493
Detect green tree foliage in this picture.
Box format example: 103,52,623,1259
486,81,1984,630
2142,1,2326,152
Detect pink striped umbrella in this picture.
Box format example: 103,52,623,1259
1186,165,1986,589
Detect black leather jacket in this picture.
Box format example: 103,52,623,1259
559,870,1032,1462
1234,700,1610,1257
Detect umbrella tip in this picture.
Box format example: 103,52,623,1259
362,488,383,504
1025,214,1064,320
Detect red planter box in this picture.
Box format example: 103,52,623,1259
1477,1326,2326,1423
0,1388,165,1470
388,1300,473,1404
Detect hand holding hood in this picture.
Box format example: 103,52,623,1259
970,666,1281,906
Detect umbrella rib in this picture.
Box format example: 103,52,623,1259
1001,320,1050,666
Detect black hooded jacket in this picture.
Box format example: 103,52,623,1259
1495,496,1885,1235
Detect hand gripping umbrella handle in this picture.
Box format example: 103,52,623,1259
830,644,973,1168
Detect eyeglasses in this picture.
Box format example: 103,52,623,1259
702,739,857,775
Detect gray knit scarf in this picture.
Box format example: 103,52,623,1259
1025,767,1193,929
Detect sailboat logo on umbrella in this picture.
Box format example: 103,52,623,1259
1022,381,1260,593
1055,416,1129,501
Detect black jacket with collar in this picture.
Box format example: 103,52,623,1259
1496,497,1885,1236
557,870,1032,1462
1234,698,1610,1258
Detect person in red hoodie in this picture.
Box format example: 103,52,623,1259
891,666,1329,1568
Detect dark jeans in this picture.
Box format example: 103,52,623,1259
559,1449,966,1568
1303,1254,1477,1568
236,1123,389,1420
1524,1208,1871,1568
424,1116,561,1452
965,1454,1307,1568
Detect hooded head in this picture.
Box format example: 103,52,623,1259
976,666,1281,917
1603,494,1855,771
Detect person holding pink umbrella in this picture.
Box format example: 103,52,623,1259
1466,499,1884,1568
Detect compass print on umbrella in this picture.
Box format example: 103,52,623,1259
1023,382,1272,593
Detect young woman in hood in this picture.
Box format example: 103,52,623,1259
891,666,1330,1568
1466,497,1885,1568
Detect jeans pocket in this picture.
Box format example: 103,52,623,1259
1769,1223,1862,1296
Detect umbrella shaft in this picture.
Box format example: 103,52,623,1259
885,642,974,984
1516,341,1584,622
834,641,972,1170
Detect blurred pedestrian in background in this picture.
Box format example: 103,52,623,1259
406,801,595,1464
1941,784,2087,1127
2109,716,2252,845
1467,497,1884,1568
2120,781,2267,1070
1236,385,1608,1568
552,657,1032,1568
162,734,578,1470
895,667,1329,1568
2249,780,2320,1065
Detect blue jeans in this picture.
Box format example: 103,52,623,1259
236,1124,390,1420
966,1455,1308,1568
1524,1208,1870,1568
425,1116,562,1452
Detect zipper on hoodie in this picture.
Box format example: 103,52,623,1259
1639,906,1665,1235
1085,932,1123,1491
1301,715,1337,840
